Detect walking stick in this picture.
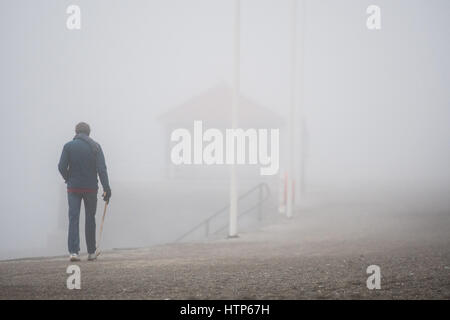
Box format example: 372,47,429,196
95,194,109,257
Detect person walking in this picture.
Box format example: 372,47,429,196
58,122,111,261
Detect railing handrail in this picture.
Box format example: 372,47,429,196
174,182,271,242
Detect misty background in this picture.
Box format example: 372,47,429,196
0,0,449,260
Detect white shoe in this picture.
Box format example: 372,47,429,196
69,253,80,262
87,253,97,261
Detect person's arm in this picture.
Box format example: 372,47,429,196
58,144,70,182
96,145,111,201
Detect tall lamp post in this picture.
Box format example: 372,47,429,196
286,0,297,219
229,0,240,237
287,0,306,218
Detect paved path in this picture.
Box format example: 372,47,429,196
1,203,449,299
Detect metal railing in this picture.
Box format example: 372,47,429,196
174,183,271,242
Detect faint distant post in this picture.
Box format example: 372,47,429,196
297,1,306,198
286,0,297,219
229,0,240,237
300,117,308,195
287,0,306,217
257,184,263,221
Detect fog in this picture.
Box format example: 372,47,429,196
0,0,449,260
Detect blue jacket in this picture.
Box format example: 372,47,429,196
58,133,110,191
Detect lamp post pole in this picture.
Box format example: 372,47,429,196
286,0,298,219
229,0,240,238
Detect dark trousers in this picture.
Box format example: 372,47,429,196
67,191,97,254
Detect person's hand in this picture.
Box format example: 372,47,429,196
102,189,111,203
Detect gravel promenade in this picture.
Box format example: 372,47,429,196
1,202,449,299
